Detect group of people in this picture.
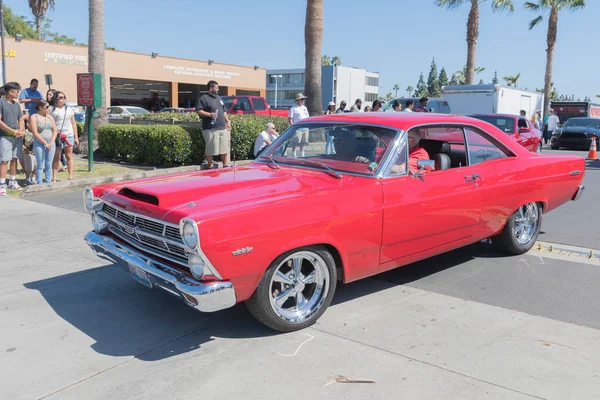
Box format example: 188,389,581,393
0,79,79,195
519,108,560,145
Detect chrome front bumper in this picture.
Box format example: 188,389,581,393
84,231,236,312
572,185,585,201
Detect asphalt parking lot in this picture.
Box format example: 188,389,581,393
2,146,599,399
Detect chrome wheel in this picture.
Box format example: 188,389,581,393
513,203,539,246
268,251,330,323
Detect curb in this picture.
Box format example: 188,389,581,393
19,159,255,197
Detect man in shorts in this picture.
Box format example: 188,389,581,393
0,82,25,195
196,80,231,169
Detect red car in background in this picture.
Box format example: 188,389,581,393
222,96,289,117
469,114,543,153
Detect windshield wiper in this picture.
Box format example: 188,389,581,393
259,155,280,169
286,158,342,179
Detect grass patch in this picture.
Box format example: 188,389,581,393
5,158,145,197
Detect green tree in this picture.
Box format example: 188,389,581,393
406,85,414,97
503,73,521,87
438,67,449,88
305,0,324,115
392,84,400,97
492,70,499,84
331,56,341,66
321,54,331,66
384,92,394,101
435,0,514,84
3,6,37,39
427,58,441,97
415,73,428,97
479,78,485,84
449,74,460,86
536,82,559,100
27,0,55,40
526,0,586,116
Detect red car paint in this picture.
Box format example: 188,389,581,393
91,112,585,303
222,96,289,117
469,114,543,152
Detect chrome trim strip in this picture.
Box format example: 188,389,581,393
102,201,181,232
180,218,223,281
108,226,188,267
85,231,236,313
570,170,582,176
572,184,585,201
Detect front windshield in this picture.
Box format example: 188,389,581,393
260,123,398,176
563,118,600,129
222,96,234,109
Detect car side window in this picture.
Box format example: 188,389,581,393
465,128,509,166
518,118,528,129
236,97,251,111
252,98,266,111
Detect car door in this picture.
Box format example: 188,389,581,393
516,117,534,151
380,126,483,270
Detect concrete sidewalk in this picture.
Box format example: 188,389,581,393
1,196,599,400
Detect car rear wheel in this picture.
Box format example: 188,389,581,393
550,142,559,150
246,246,337,332
492,202,541,255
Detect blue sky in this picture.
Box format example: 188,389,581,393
6,0,599,100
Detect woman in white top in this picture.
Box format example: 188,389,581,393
50,91,79,181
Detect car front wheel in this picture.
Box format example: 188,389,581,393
246,246,337,332
492,202,541,255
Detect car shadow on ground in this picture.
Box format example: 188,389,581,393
23,242,507,361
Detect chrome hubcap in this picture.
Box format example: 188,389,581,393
269,251,329,323
514,203,539,246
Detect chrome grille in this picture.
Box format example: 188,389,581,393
101,202,187,265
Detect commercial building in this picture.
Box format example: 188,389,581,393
266,66,380,110
1,37,266,111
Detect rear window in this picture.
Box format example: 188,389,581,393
472,115,515,134
252,98,266,111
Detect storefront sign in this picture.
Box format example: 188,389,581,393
162,64,241,80
3,50,16,57
45,52,87,66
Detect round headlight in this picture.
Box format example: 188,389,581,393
84,188,94,213
182,221,198,249
188,253,205,280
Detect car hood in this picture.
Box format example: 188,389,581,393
100,164,351,222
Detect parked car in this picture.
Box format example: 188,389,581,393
469,114,543,153
551,117,600,150
107,106,151,119
381,97,451,113
84,113,585,332
159,107,196,113
66,102,86,123
222,96,289,117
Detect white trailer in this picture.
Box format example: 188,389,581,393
441,84,544,118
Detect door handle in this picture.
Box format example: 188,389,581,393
464,174,480,182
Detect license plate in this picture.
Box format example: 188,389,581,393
129,264,153,288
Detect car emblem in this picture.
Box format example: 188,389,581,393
232,247,253,256
124,224,137,235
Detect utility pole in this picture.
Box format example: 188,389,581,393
0,0,6,85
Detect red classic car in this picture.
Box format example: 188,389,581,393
84,113,585,332
469,114,543,153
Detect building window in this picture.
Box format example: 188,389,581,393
365,93,379,102
284,73,304,84
366,76,379,87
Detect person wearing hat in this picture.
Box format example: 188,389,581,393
324,101,336,115
350,98,362,112
335,101,347,114
288,93,310,157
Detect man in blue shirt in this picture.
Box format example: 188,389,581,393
18,78,43,115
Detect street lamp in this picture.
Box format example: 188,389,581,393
271,74,282,108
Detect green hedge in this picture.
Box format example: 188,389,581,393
132,111,200,122
99,115,289,166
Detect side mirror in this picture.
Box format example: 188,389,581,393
519,127,531,133
233,103,241,111
412,160,435,181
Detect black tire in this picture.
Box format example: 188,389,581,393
492,202,542,255
550,143,559,150
245,245,337,332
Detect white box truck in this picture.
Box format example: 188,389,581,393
441,84,544,117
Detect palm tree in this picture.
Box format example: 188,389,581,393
436,0,514,85
526,0,586,117
321,55,330,66
503,73,521,87
28,0,55,40
89,0,107,129
305,0,323,116
331,56,342,67
393,84,400,97
406,86,414,97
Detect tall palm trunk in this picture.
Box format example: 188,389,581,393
88,0,107,132
35,16,42,40
465,0,479,85
304,0,323,116
543,8,558,117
